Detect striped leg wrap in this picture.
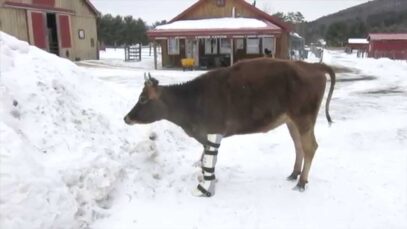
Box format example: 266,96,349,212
193,134,222,197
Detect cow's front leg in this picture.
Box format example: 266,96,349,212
192,134,222,197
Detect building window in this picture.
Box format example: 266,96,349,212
78,29,85,39
235,38,244,51
168,38,180,55
262,37,274,56
219,38,231,54
205,38,218,55
90,38,95,47
246,37,259,54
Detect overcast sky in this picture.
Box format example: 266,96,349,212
90,0,372,25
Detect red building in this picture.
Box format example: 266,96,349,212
367,33,407,60
147,0,291,69
347,38,368,52
0,0,100,60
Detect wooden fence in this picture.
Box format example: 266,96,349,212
125,44,141,62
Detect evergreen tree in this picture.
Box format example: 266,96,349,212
325,22,348,46
97,14,149,47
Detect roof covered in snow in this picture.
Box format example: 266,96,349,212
348,38,369,44
148,17,281,38
156,17,268,30
368,33,407,41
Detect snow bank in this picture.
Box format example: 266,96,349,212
2,31,406,229
0,32,166,228
88,49,407,229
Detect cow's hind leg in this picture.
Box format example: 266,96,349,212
295,125,318,191
286,121,304,181
192,134,222,197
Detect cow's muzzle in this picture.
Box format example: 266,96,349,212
124,115,136,125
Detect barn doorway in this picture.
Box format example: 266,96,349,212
46,13,59,56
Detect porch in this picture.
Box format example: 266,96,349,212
147,17,283,69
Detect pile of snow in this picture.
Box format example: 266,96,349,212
0,32,189,228
1,31,406,229
0,31,124,228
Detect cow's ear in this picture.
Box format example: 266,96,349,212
145,78,159,87
145,72,159,87
150,77,159,86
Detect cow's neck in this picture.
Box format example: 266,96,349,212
161,85,204,141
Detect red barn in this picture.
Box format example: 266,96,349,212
367,33,407,60
0,0,100,61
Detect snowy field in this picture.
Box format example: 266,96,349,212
1,31,407,229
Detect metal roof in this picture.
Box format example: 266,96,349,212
348,38,368,44
368,33,407,41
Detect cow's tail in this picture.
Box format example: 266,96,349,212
320,63,336,125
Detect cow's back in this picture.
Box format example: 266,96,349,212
203,58,327,136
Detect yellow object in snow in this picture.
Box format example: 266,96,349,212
181,58,195,70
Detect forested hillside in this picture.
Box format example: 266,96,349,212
301,0,407,46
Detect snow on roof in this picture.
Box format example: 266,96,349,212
156,17,268,30
290,32,303,39
368,33,407,41
348,38,369,44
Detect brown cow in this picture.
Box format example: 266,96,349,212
124,57,335,197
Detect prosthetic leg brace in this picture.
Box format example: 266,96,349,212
192,134,222,197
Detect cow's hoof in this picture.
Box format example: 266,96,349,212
293,181,307,192
287,171,300,181
192,187,212,197
287,174,298,181
293,185,305,192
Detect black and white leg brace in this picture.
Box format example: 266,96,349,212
192,134,222,197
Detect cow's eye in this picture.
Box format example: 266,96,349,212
139,95,148,104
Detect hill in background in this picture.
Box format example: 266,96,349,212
297,0,407,45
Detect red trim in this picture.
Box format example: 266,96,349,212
32,0,55,6
4,1,74,14
31,12,47,49
169,0,291,31
4,0,99,16
59,15,72,48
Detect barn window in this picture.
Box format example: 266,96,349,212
220,38,231,54
168,38,179,55
78,29,85,39
246,37,260,54
205,38,218,55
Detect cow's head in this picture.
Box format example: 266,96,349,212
124,73,167,125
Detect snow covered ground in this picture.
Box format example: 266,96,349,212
1,32,406,229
